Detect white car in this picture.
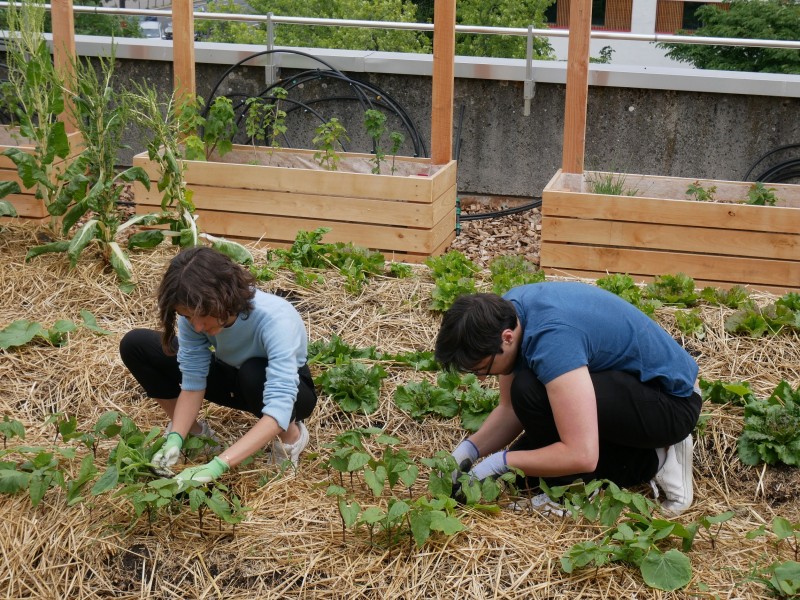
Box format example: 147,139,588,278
140,20,162,39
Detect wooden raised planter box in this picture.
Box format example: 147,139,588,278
132,145,458,263
541,170,800,293
0,126,83,223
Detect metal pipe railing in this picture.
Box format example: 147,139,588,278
2,2,798,51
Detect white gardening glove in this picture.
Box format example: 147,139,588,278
153,432,183,470
468,450,509,481
451,439,479,483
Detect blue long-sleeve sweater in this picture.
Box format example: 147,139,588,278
176,289,308,431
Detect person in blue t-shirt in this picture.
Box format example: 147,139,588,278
120,246,317,489
435,281,701,515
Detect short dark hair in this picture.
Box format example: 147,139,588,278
434,293,518,372
157,246,256,354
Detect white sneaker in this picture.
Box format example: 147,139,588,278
653,434,694,515
269,422,309,467
165,419,222,455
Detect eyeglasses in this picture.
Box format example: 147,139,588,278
466,353,495,377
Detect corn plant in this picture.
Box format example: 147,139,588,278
23,52,152,291
0,200,18,217
0,0,73,232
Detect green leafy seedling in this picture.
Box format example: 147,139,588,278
317,362,387,414
394,380,458,421
313,117,349,171
686,181,716,202
389,131,404,175
746,182,777,206
674,309,705,340
364,109,387,174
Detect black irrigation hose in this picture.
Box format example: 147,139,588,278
203,49,428,158
744,143,800,183
276,69,427,157
459,198,542,221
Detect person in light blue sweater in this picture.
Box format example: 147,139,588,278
120,246,317,488
435,282,701,515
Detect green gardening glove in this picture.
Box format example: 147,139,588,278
153,432,183,470
174,456,230,491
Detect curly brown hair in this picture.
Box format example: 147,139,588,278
157,246,256,354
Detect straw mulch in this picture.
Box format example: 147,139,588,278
1,221,799,600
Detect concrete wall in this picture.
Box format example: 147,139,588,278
75,38,800,198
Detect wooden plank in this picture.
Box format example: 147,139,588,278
562,0,591,174
431,0,455,164
540,244,800,288
0,131,83,170
431,160,458,201
133,152,452,204
136,182,456,229
546,170,800,206
216,230,455,263
51,0,77,133
541,216,800,261
541,267,794,296
172,0,195,104
191,206,457,254
542,191,800,235
1,193,47,218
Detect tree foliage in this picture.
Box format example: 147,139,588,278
235,0,431,52
199,0,556,58
658,0,800,74
194,0,267,45
0,0,143,38
456,0,555,59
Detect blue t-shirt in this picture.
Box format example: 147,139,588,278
176,289,308,431
504,282,698,397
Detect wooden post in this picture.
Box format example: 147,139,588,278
431,0,455,165
561,0,592,174
172,0,196,105
50,0,77,133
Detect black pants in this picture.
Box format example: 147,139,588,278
119,329,317,423
509,368,702,488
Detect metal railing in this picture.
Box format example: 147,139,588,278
4,2,798,52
